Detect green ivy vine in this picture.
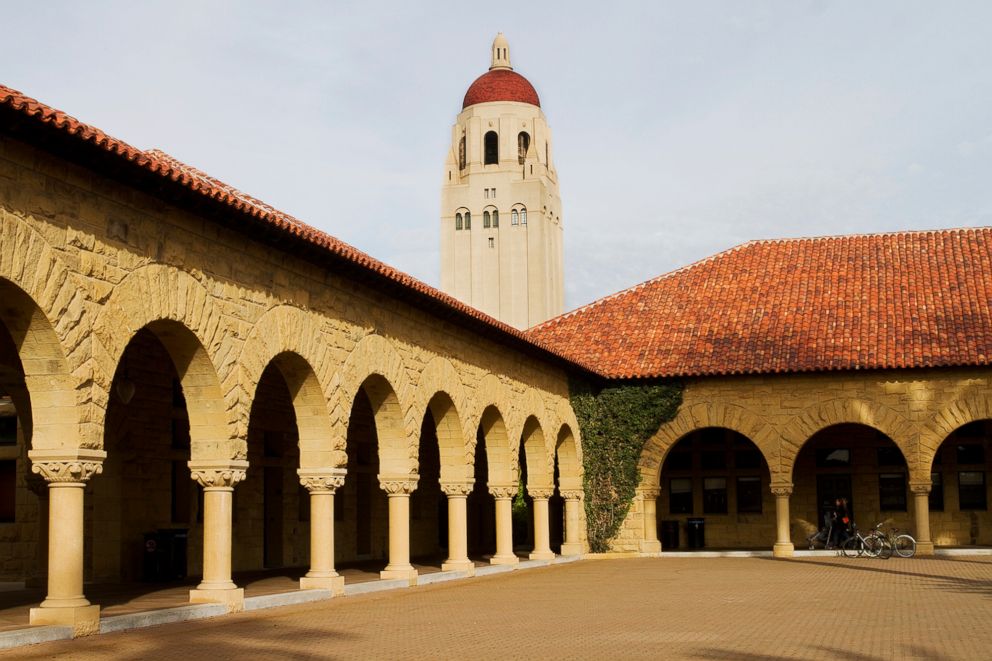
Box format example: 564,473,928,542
571,378,683,552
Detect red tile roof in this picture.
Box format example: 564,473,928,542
463,69,540,109
0,83,595,375
529,228,992,379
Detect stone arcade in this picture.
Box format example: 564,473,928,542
0,35,991,638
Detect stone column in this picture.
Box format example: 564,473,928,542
188,460,248,610
528,487,555,560
637,486,662,554
771,483,794,558
28,450,105,636
489,485,519,565
440,481,475,573
559,489,584,556
379,475,419,584
910,480,935,555
298,468,347,594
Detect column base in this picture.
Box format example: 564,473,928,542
300,574,345,595
380,566,418,585
189,587,245,612
30,604,100,637
560,542,583,556
441,559,476,574
915,541,935,556
773,542,795,558
639,540,662,554
529,550,556,561
490,554,519,566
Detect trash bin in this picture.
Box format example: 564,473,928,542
660,520,680,550
687,518,705,549
143,529,188,582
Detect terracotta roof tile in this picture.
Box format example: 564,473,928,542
463,69,540,108
529,228,992,379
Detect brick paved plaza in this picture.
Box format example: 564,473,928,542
4,556,991,660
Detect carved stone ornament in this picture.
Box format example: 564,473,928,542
378,474,419,495
189,460,249,489
559,489,584,501
29,449,106,484
770,484,794,497
909,481,932,496
488,485,517,499
298,469,347,493
527,487,555,500
440,481,474,497
637,486,661,500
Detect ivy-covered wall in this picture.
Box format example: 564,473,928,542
570,379,683,552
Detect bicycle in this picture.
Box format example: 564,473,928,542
871,526,917,558
840,523,886,558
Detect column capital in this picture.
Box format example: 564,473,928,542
378,474,419,495
298,468,347,493
560,489,584,501
489,484,516,499
440,480,474,497
770,483,794,497
29,449,106,484
909,480,932,495
189,460,249,489
637,486,661,499
527,486,555,500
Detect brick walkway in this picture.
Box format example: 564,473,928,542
6,556,992,659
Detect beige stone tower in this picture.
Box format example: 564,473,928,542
440,34,564,330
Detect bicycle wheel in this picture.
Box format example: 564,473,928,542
863,534,884,558
842,536,864,557
875,535,893,560
894,534,917,558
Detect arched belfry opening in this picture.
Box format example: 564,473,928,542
517,132,530,165
484,131,499,165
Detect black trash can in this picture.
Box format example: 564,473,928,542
660,520,680,550
687,518,705,549
142,529,188,582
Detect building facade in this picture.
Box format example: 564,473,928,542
440,34,564,330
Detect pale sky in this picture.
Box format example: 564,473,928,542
4,1,991,310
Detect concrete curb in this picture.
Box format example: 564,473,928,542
417,570,469,586
244,589,333,612
100,603,228,634
343,578,410,596
0,625,73,650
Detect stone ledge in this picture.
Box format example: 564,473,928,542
0,625,73,650
100,603,227,634
343,578,410,596
243,589,333,612
417,570,470,586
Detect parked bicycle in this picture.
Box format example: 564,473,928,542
840,522,886,558
871,526,917,558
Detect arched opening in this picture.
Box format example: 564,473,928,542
555,426,582,554
657,427,772,550
517,132,530,165
91,319,229,586
791,423,911,545
484,131,499,165
518,416,551,556
458,135,466,170
483,210,491,229
467,406,506,558
455,212,463,231
0,305,43,587
928,420,992,546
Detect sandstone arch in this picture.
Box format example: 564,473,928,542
239,306,341,469
779,398,918,480
414,357,472,467
638,401,777,486
555,424,582,492
921,394,992,470
520,415,552,489
479,405,514,485
92,264,236,461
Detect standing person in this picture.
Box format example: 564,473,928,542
830,497,849,548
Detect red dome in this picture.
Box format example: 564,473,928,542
462,69,540,109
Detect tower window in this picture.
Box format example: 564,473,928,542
455,213,463,230
458,136,466,170
492,210,499,228
518,132,530,165
484,131,499,165
483,211,491,228
464,211,471,230
511,210,519,226
488,237,495,248
521,209,527,225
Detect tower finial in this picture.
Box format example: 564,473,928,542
490,33,512,70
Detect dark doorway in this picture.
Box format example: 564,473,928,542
816,474,853,527
263,466,284,568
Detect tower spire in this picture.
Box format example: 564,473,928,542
490,33,512,70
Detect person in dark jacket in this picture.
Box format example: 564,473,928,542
830,497,850,548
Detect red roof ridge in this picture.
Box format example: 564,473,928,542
0,83,599,376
